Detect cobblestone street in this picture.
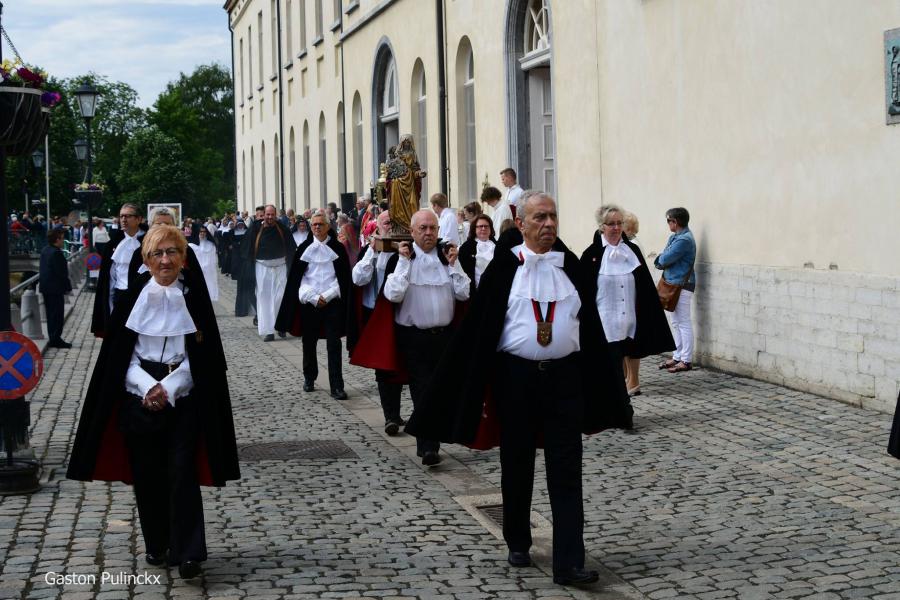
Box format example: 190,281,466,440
1,275,899,600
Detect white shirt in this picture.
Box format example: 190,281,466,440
384,243,470,329
352,246,394,309
437,208,460,246
497,244,581,360
298,237,341,305
595,235,641,343
124,279,195,406
189,239,219,302
110,231,142,291
491,198,514,234
506,184,523,210
293,229,310,246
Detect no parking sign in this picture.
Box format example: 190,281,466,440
0,332,44,400
85,253,102,271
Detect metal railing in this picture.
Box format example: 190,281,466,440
9,247,86,338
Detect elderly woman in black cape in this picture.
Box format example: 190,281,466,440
67,225,240,580
580,204,675,402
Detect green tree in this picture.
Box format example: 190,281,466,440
117,126,192,210
149,63,235,218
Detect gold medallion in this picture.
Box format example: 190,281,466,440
537,322,553,346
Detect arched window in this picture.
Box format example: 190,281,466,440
525,0,551,54
274,134,281,207
261,141,267,202
337,102,346,194
372,43,400,173
250,146,256,202
411,60,428,203
352,92,364,195
319,112,327,208
242,150,247,207
289,127,297,209
303,121,311,209
456,40,477,202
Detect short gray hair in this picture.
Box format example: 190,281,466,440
594,204,624,226
516,190,555,219
149,207,174,225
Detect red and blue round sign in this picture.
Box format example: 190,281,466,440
0,332,44,400
85,253,102,271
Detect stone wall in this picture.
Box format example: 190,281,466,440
690,263,900,414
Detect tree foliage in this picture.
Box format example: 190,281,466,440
117,126,192,207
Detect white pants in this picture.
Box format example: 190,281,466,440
670,289,694,363
255,259,287,336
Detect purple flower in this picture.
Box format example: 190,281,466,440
41,91,61,107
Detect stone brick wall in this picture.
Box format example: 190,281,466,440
688,263,900,413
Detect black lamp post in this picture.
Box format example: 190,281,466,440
30,150,43,219
72,83,100,254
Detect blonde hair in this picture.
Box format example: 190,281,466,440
142,224,187,260
594,204,624,227
623,211,640,237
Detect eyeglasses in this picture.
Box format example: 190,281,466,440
119,213,138,219
148,248,180,259
475,224,491,229
604,221,624,228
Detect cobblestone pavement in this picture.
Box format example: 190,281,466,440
1,274,899,600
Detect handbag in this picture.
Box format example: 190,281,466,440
657,266,693,312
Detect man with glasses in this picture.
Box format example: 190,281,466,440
92,203,144,337
276,210,350,398
245,204,295,341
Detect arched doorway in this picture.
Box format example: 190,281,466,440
505,0,556,197
371,40,400,179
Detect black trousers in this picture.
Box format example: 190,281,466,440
361,307,403,423
496,352,585,573
300,300,345,392
122,395,206,564
42,293,65,343
396,324,452,455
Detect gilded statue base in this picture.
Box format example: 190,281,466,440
373,233,412,253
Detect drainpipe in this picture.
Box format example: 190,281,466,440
276,0,286,212
436,0,449,200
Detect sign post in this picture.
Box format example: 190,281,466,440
0,331,44,495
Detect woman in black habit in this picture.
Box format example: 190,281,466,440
229,219,256,317
67,225,240,580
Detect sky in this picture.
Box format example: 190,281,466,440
1,0,232,107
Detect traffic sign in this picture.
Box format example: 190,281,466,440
85,253,102,271
0,332,44,400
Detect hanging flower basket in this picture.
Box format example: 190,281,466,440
0,87,43,147
72,183,105,209
5,107,49,156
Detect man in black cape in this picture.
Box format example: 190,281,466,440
91,203,145,337
274,210,352,398
406,193,631,587
244,204,295,340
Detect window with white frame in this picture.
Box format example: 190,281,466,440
257,12,264,82
463,50,477,201
382,60,398,120
248,25,253,92
251,146,256,201
337,103,346,194
315,0,323,39
524,0,551,55
286,0,293,58
303,122,311,208
289,128,297,208
239,38,245,98
299,0,307,51
416,69,427,202
270,0,277,75
261,141,267,201
353,94,363,195
274,134,281,205
319,113,327,206
333,0,341,26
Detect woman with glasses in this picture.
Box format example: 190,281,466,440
581,205,674,401
68,225,239,580
654,207,696,373
458,213,496,296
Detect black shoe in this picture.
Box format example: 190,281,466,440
507,551,532,567
178,560,202,579
145,552,166,566
277,330,286,338
253,316,258,326
330,389,348,400
421,451,441,466
384,421,400,436
263,334,275,342
48,339,72,349
303,380,315,392
553,567,599,586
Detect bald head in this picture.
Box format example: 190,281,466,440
410,209,439,252
376,210,392,237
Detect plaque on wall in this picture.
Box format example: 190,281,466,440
885,28,900,124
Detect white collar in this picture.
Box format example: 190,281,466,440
125,278,197,337
509,244,576,302
301,236,338,263
409,242,450,286
112,230,142,263
599,235,641,275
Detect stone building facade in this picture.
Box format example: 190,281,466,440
225,0,900,412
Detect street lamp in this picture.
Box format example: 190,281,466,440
73,84,100,254
30,149,43,169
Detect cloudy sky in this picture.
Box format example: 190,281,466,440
2,0,232,107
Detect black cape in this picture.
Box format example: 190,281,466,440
888,391,900,459
91,228,145,337
67,271,240,487
274,233,352,337
580,231,675,358
404,236,632,447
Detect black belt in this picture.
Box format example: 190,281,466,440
139,358,182,381
398,324,449,335
501,352,579,372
